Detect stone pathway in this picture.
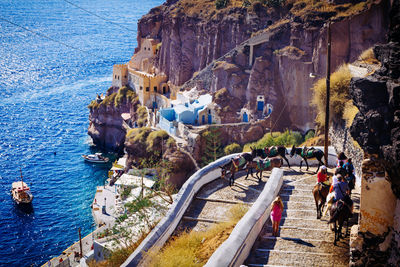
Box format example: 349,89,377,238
244,167,361,267
92,184,118,228
174,169,267,233
173,167,316,235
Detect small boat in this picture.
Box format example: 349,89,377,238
82,152,109,163
11,169,33,205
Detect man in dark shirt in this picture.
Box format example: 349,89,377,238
333,175,349,201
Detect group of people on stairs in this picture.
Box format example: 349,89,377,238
269,151,356,236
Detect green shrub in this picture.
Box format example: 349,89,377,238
146,130,169,152
100,92,117,107
224,143,242,155
243,130,304,151
126,127,152,143
304,130,315,141
114,86,138,107
124,197,153,214
201,127,223,166
117,213,128,222
137,106,148,127
121,187,132,200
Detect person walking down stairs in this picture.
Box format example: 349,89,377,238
270,196,284,236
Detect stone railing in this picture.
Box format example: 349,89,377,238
205,168,284,267
121,153,241,267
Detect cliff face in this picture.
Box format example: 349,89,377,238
350,2,400,198
137,1,281,86
138,0,389,130
88,87,140,152
348,1,400,264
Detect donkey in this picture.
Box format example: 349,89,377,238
290,145,325,172
251,146,290,168
329,197,353,245
245,157,283,181
312,183,330,219
220,153,254,186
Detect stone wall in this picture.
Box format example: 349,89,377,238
350,154,399,266
329,122,363,180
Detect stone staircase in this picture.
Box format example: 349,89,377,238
244,173,360,267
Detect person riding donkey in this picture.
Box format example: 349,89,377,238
317,165,330,186
330,175,353,220
313,165,331,219
323,168,346,216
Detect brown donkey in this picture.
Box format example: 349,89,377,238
245,157,283,181
312,183,330,219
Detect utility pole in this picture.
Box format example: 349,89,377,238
324,22,331,165
78,228,83,258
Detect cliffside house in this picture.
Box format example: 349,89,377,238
157,94,220,135
111,38,175,109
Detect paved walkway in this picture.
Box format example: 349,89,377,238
92,183,118,227
244,167,361,266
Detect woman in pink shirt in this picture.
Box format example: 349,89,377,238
270,196,284,236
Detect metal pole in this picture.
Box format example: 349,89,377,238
78,227,83,258
324,22,331,165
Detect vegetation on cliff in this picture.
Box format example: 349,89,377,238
126,128,176,167
201,127,223,166
146,204,248,266
243,130,304,151
311,64,352,129
224,143,242,155
88,86,139,109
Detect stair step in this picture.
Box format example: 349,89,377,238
246,249,348,266
283,201,315,210
257,236,348,254
276,217,330,228
283,184,315,190
280,194,315,202
282,209,317,219
264,227,336,240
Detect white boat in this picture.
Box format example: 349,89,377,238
82,152,109,163
11,170,33,205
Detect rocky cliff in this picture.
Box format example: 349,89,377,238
88,86,141,152
139,0,389,130
348,0,400,264
137,0,282,86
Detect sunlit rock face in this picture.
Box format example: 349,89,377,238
163,1,389,130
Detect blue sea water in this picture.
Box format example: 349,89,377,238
0,0,163,265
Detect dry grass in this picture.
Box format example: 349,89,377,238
169,0,244,19
286,0,371,21
274,45,305,59
311,64,352,128
343,100,359,128
145,204,248,267
359,47,380,65
300,134,328,147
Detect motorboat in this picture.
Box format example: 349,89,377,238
82,152,109,163
11,170,33,205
